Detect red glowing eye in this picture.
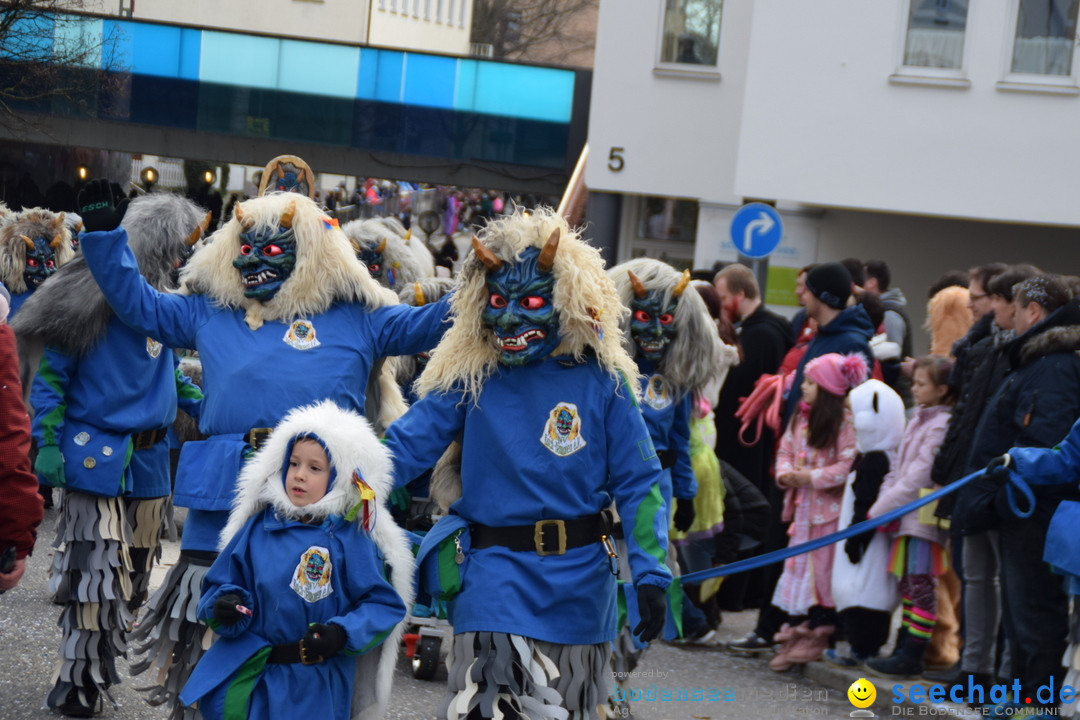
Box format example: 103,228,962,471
26,258,38,267
489,293,508,309
45,260,55,269
659,313,674,325
633,310,650,323
263,245,282,256
240,244,253,255
520,296,546,310
368,264,381,273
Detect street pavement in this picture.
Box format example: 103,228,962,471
2,503,924,719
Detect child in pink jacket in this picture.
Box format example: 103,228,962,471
769,353,866,671
866,355,954,679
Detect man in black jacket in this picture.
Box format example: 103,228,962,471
965,276,1080,716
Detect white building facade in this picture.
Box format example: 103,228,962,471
587,0,1080,350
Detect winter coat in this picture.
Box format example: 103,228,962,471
775,408,857,527
714,304,794,490
869,404,951,545
782,305,874,426
0,324,41,560
967,298,1080,506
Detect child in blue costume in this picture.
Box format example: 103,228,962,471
11,193,208,717
383,207,671,720
180,401,412,720
74,179,449,718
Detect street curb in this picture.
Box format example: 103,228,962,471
800,659,969,714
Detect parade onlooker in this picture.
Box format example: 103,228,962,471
767,353,864,671
864,259,913,407
866,356,954,679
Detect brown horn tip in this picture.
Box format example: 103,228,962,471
186,211,212,247
375,238,386,254
628,270,647,299
20,234,33,250
672,269,691,297
55,212,66,227
414,281,427,306
50,233,65,249
472,235,503,271
234,203,254,230
74,221,84,233
280,199,296,229
537,228,560,272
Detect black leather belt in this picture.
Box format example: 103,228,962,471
657,449,676,469
132,428,168,450
471,512,611,556
243,427,273,451
268,640,324,665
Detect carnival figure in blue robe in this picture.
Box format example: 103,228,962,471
180,401,413,720
74,179,449,719
0,207,74,319
11,193,208,717
383,207,671,720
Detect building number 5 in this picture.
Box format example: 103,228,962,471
608,147,625,172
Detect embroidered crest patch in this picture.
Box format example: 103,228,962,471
290,545,334,602
283,319,321,350
643,374,673,411
540,402,586,457
146,338,163,358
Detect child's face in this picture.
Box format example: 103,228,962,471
912,367,947,408
801,375,819,405
286,439,331,507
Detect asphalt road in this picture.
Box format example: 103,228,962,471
0,504,853,720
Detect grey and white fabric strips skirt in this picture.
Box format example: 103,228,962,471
442,631,611,720
45,491,136,710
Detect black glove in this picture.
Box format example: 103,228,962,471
632,585,667,643
212,593,246,627
77,178,129,233
302,622,347,660
673,498,696,533
986,454,1011,485
844,532,873,565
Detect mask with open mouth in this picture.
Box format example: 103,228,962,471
232,226,297,301
23,235,59,289
480,246,560,366
630,289,677,363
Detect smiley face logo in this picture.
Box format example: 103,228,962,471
848,677,876,709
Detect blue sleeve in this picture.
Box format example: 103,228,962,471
382,388,466,488
31,347,76,447
606,378,672,590
670,393,696,500
1009,416,1080,486
198,521,257,638
369,294,451,358
80,227,204,349
330,538,407,655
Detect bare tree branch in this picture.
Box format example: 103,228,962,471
471,0,597,64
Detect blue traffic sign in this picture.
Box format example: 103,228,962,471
730,203,784,259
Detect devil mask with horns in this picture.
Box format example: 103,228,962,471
232,201,298,301
0,208,74,294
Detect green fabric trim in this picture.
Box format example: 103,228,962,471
637,437,657,463
435,529,464,599
616,580,628,631
119,440,134,494
631,484,667,564
667,577,683,638
616,369,639,408
37,354,67,446
223,645,272,720
175,368,204,400
359,627,392,654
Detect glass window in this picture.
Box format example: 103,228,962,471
1012,0,1080,75
637,196,697,243
903,0,969,69
659,0,722,67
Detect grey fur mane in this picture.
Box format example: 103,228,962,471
12,193,206,356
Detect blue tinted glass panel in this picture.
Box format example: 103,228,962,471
1,16,55,61
365,49,404,103
126,23,183,77
402,54,456,109
53,16,102,68
454,59,479,111
200,31,279,90
179,28,201,80
101,19,131,71
279,39,359,98
473,63,574,122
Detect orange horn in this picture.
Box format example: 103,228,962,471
537,228,560,273
234,203,254,230
74,221,84,233
55,212,66,228
186,211,212,247
280,199,296,229
628,270,647,299
672,269,691,297
375,238,386,254
20,234,33,250
414,282,427,306
349,238,361,254
50,233,65,249
472,235,502,271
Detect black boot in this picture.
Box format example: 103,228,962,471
865,629,926,680
56,684,99,718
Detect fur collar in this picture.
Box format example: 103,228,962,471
1018,325,1080,367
